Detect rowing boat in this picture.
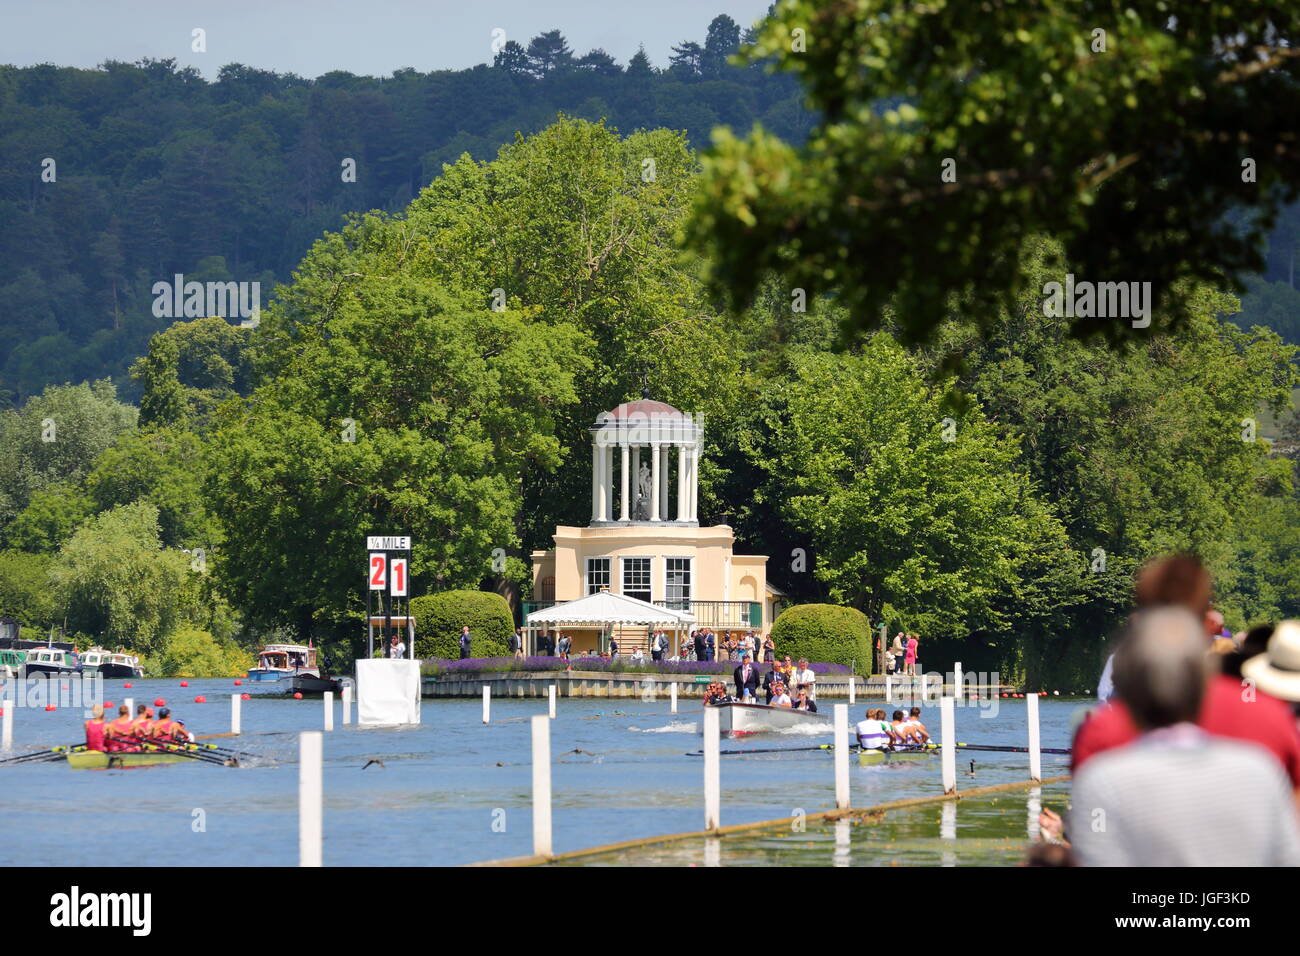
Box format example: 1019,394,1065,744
66,750,234,769
858,747,938,767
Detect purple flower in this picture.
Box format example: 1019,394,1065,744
420,656,853,676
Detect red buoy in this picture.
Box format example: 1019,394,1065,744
293,692,303,700
241,693,251,700
44,705,56,711
194,695,206,703
123,682,133,688
103,700,114,709
234,679,243,686
180,681,189,688
154,697,165,707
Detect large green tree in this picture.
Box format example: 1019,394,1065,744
687,0,1300,348
209,278,589,634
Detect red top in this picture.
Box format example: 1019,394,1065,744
84,719,106,753
1073,673,1300,786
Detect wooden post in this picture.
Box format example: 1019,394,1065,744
342,683,351,725
482,685,491,724
299,731,322,867
230,693,241,735
1,698,11,750
670,680,678,714
1027,690,1042,782
833,704,850,810
940,696,956,795
323,691,334,731
548,684,556,719
531,714,553,857
703,706,720,830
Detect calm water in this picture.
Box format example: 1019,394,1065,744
554,781,1074,866
0,678,1081,866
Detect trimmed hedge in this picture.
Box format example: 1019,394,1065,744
409,590,513,659
770,604,873,672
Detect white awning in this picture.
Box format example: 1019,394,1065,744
526,591,695,626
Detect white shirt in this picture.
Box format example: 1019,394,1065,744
856,719,891,748
791,667,816,697
1070,725,1300,867
770,693,792,707
389,641,406,659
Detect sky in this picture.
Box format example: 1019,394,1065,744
0,0,774,78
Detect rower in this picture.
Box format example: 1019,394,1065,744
129,703,155,739
105,704,136,752
855,707,897,750
904,706,931,744
151,707,187,743
84,704,108,753
890,709,913,743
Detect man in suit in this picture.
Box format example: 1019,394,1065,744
733,653,761,701
705,629,716,662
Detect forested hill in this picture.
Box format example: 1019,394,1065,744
0,13,810,406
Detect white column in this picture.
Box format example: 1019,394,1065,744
548,684,556,718
689,445,699,522
324,691,334,731
1027,691,1042,782
342,683,352,724
703,706,720,829
650,442,661,521
531,714,553,857
230,693,241,735
482,685,491,724
2,698,11,750
954,661,963,697
659,446,670,519
670,681,678,714
591,442,601,521
299,731,323,867
941,697,956,794
677,444,688,520
619,443,630,521
833,704,850,809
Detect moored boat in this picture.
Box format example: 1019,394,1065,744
290,672,352,696
857,746,938,767
80,648,144,679
248,643,319,682
23,646,81,677
706,701,832,734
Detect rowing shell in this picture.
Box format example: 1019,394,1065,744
857,747,938,767
66,750,231,769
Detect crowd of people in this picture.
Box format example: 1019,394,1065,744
1032,554,1300,866
83,702,195,753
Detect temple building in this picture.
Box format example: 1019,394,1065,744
527,398,778,656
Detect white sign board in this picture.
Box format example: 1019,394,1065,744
367,536,410,551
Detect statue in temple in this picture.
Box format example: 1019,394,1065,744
635,461,652,520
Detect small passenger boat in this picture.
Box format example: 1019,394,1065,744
705,701,832,734
80,647,144,679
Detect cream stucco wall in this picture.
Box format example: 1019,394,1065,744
531,524,770,631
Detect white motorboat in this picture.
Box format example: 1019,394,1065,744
705,701,832,734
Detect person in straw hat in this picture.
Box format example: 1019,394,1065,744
1243,620,1300,712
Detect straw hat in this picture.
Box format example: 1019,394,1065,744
1242,620,1300,702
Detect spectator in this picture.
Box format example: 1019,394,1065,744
1070,607,1300,866
509,628,524,659
762,633,775,663
791,658,817,699
388,634,406,660
651,629,668,661
557,633,572,661
704,629,716,662
458,625,472,660
733,652,760,700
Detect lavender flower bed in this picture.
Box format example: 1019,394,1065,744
421,656,854,676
